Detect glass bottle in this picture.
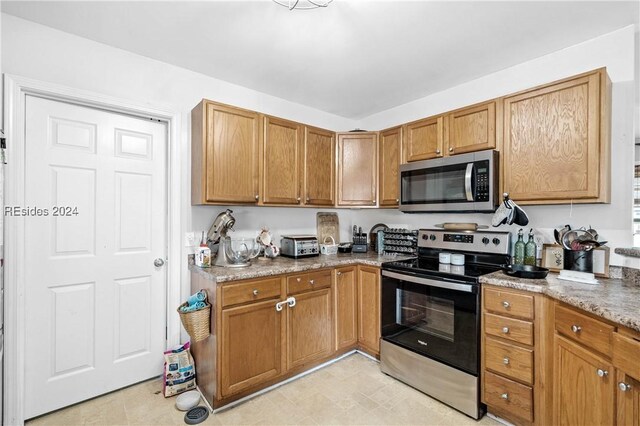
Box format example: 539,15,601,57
514,229,525,265
524,229,536,266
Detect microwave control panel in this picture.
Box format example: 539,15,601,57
475,160,490,202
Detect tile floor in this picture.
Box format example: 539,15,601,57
26,353,501,426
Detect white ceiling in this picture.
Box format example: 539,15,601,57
2,1,638,119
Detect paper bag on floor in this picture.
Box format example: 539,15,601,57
163,342,196,397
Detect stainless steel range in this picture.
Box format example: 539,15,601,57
380,228,511,419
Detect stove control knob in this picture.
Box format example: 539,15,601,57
482,237,490,245
429,234,436,241
492,238,501,246
422,234,429,240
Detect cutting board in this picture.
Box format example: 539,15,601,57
317,213,340,245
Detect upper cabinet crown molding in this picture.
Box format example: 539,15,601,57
502,68,611,205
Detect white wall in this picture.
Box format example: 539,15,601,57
355,25,637,267
2,14,637,292
1,13,357,311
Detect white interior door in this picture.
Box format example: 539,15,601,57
23,95,167,419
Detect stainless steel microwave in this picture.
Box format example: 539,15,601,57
399,150,498,213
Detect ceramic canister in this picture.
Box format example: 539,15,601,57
439,252,451,264
451,253,465,266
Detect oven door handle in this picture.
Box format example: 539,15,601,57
382,270,475,293
465,162,474,202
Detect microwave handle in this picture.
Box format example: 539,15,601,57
465,163,474,201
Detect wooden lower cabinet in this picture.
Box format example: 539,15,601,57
220,298,283,397
553,334,615,425
357,266,381,356
287,288,333,370
335,266,357,350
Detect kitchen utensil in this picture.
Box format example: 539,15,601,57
439,252,452,264
320,236,339,255
224,238,260,266
503,264,549,279
264,244,279,258
435,223,489,231
491,195,512,227
562,229,593,251
338,243,352,253
586,226,599,241
451,254,465,266
556,224,571,247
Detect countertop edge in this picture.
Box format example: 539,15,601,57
480,272,640,332
615,247,640,258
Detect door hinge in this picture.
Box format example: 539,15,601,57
165,326,168,340
0,129,6,164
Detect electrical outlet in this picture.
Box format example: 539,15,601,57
185,232,196,247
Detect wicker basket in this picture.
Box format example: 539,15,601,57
177,290,211,342
320,236,338,255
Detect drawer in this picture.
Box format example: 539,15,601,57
484,371,533,422
555,304,613,357
484,288,534,320
613,332,640,380
485,337,534,385
484,313,534,346
221,277,282,307
287,269,332,295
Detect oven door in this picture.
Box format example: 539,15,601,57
381,270,480,376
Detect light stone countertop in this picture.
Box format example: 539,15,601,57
190,252,415,284
480,271,640,332
615,247,640,258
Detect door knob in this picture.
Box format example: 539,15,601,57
435,149,441,154
502,327,510,334
253,289,259,296
449,147,454,153
619,382,632,392
571,325,582,333
154,258,165,267
297,197,301,202
309,279,315,285
255,194,259,201
500,393,508,400
502,301,510,308
596,369,609,378
337,271,342,275
503,357,510,365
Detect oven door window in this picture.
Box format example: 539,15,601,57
381,276,479,375
401,163,471,204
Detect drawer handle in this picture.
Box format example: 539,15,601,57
596,369,609,378
252,289,259,296
501,393,509,400
297,278,301,282
502,301,510,309
337,271,342,276
503,357,510,365
309,279,315,285
571,325,582,333
619,382,632,392
502,327,510,334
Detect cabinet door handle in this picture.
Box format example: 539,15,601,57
275,300,285,312
255,194,259,201
502,327,510,334
336,271,342,275
296,277,301,282
306,197,310,202
287,296,296,308
500,393,509,400
296,197,301,202
502,301,510,308
619,382,632,392
309,279,315,285
503,357,510,365
571,325,582,333
596,369,609,378
449,147,454,153
252,289,259,296
435,149,441,155
395,199,399,203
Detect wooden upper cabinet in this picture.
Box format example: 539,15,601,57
403,116,444,162
337,132,378,207
303,126,335,206
261,116,303,205
446,101,496,155
502,69,611,204
379,126,401,207
192,100,260,205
